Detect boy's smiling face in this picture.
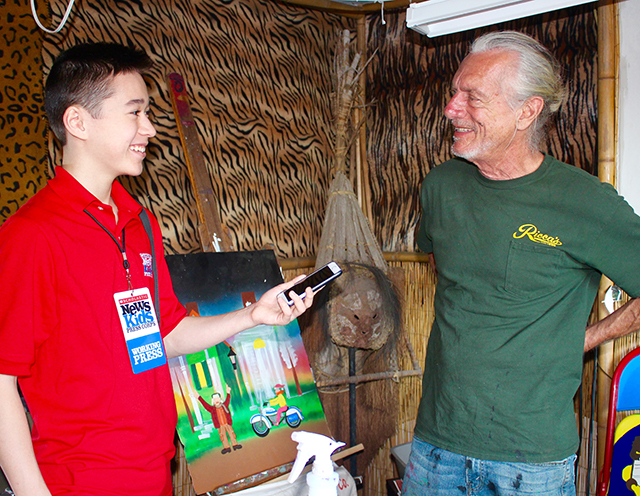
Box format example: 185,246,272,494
82,72,156,181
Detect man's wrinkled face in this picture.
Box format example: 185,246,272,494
444,50,521,167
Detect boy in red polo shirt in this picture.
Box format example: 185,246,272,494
0,42,313,496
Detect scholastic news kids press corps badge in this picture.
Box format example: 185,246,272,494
114,288,166,374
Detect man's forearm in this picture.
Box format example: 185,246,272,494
0,374,51,496
584,297,640,352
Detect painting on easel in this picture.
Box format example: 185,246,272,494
165,251,331,494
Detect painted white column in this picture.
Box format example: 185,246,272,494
617,0,640,211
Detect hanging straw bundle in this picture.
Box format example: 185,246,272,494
314,170,387,271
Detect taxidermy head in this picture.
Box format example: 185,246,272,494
308,262,402,362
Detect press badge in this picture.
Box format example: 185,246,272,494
114,288,166,374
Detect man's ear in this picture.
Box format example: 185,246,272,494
62,105,90,141
516,96,545,131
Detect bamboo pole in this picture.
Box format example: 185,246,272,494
356,15,374,227
316,368,422,388
316,331,422,388
277,252,432,271
596,0,618,476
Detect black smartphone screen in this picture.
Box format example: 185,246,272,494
280,263,342,305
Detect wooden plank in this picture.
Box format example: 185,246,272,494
278,0,409,14
167,73,234,252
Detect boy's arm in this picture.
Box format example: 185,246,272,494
163,275,313,359
0,374,51,496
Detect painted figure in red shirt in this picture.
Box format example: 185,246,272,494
197,384,242,454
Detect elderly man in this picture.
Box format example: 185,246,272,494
403,31,640,495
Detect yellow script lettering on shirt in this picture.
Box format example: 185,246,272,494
513,224,563,247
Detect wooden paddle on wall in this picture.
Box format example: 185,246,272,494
167,72,234,252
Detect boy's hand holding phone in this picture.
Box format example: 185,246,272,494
277,261,342,306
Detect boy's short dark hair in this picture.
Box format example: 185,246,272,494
44,42,153,146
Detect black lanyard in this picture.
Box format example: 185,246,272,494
84,209,132,290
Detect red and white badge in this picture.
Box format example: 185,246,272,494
114,288,166,374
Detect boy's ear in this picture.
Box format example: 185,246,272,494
62,105,90,141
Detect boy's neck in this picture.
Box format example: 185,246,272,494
69,163,119,223
62,163,115,207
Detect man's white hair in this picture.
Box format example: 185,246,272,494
470,31,567,148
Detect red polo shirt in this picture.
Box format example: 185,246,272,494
0,168,187,495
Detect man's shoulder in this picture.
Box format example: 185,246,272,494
545,155,618,196
545,155,595,179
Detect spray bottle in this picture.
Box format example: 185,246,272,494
287,431,345,496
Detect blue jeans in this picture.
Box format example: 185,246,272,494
401,437,576,496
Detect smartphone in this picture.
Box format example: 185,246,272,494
278,261,342,306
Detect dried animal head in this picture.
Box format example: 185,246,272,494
314,262,401,353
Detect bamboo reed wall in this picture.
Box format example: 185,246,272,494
363,259,435,496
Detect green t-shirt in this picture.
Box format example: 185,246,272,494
415,154,640,463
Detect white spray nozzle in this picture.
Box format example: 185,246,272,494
287,431,345,484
